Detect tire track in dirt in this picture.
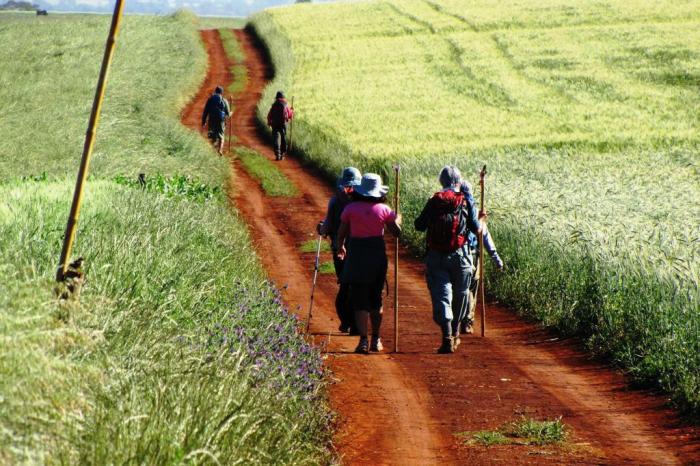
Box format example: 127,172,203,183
182,28,700,465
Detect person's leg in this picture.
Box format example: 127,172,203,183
369,276,385,351
351,283,370,353
273,128,282,160
426,251,454,353
280,126,287,157
448,251,472,347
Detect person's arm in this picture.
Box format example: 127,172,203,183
286,104,294,122
464,197,481,236
201,98,210,127
385,206,402,237
224,98,231,118
337,221,349,259
318,197,336,236
266,106,273,127
413,198,432,232
482,225,504,270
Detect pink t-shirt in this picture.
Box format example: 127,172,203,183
340,202,397,238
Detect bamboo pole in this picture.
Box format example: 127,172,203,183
394,165,401,352
479,165,487,337
56,0,126,282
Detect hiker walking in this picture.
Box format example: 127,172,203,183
460,183,504,334
337,173,402,354
414,166,481,354
266,91,294,160
318,167,362,334
201,86,231,155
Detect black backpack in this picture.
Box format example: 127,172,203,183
269,100,287,128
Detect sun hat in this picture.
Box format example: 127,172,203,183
439,165,461,189
337,167,361,189
355,173,389,198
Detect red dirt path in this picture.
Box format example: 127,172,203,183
182,29,700,465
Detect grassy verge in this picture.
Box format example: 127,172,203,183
1,12,332,463
235,147,299,197
219,27,248,96
248,2,700,412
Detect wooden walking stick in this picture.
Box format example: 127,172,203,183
479,165,487,337
288,96,294,156
227,96,232,153
393,165,401,352
56,0,125,282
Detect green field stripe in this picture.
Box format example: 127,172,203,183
235,147,299,197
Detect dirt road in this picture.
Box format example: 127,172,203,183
182,29,699,465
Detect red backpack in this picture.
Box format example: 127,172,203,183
426,190,467,252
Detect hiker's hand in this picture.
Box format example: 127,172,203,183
394,213,402,226
317,221,327,236
478,210,488,220
337,245,346,260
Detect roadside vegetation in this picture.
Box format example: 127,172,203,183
0,11,331,464
235,147,299,197
463,416,568,446
249,0,700,412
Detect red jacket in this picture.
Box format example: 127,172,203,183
267,98,294,128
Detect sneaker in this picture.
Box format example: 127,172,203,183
453,336,461,349
437,337,454,354
355,337,369,354
370,336,383,352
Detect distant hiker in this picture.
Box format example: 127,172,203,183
337,173,402,354
414,166,481,354
266,91,294,161
318,167,362,335
459,181,504,335
201,85,230,155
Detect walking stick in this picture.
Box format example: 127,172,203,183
479,165,487,337
394,165,401,352
288,96,294,156
56,0,125,282
227,96,232,153
305,234,323,334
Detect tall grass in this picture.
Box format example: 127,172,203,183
249,1,700,412
1,12,332,464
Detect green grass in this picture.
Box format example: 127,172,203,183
0,12,332,464
220,28,249,96
300,239,331,253
235,146,299,197
0,10,226,185
319,261,335,275
249,1,700,412
197,16,247,30
464,416,568,446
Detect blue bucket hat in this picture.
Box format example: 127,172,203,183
355,173,389,198
337,167,361,189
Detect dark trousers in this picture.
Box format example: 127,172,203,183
272,126,287,159
333,253,354,330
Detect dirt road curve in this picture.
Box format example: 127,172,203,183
182,29,699,465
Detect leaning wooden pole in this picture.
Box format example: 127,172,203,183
393,165,401,352
56,0,126,281
479,165,487,337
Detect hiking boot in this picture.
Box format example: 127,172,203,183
355,337,369,354
460,321,474,335
370,336,383,352
437,337,454,354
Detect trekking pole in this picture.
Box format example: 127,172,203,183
479,165,487,337
56,0,125,282
227,96,232,153
288,96,294,156
393,164,401,352
305,234,323,334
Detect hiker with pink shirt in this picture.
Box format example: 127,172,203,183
337,173,402,354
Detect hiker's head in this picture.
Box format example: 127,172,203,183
353,173,389,202
275,91,285,99
439,165,461,189
338,167,361,191
215,86,224,95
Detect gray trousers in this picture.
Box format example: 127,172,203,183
425,247,474,337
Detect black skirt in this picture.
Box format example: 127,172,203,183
341,236,387,285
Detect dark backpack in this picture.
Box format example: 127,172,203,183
209,94,227,122
426,190,467,252
269,99,287,128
